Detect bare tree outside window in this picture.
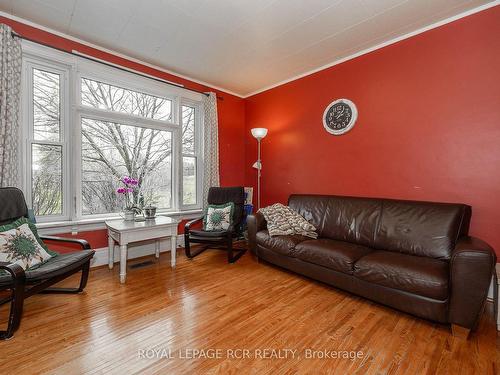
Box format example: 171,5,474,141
182,105,197,205
81,118,172,214
81,78,172,121
33,68,60,141
80,79,178,214
31,68,63,216
32,144,62,215
30,70,197,217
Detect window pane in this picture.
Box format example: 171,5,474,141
182,105,195,154
81,118,172,215
32,144,62,215
81,78,172,121
33,68,60,141
182,156,197,205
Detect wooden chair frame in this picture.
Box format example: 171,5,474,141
0,237,92,340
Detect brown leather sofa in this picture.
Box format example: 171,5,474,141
247,194,496,338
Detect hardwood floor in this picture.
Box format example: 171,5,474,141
0,249,498,374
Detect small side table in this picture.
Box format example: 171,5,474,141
105,216,178,283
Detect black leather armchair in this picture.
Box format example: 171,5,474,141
184,187,246,263
0,187,95,339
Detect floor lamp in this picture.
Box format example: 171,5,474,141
251,128,268,210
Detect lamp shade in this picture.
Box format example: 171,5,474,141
251,127,268,139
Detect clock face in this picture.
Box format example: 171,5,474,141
323,99,357,135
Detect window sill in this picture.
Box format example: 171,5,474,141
36,209,203,235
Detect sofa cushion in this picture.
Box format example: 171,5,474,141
255,230,308,257
288,195,328,234
287,194,471,260
354,251,449,300
295,238,373,274
374,200,469,260
288,195,382,247
189,229,229,239
321,197,381,247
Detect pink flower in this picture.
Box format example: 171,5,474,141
116,187,126,194
127,188,134,193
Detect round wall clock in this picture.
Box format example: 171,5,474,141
322,99,358,135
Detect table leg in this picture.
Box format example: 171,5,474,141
155,239,160,259
120,244,128,284
108,235,114,270
171,235,177,268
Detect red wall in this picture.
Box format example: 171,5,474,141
245,7,500,257
0,16,246,251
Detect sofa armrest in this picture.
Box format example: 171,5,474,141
247,212,267,254
449,236,496,330
40,235,91,250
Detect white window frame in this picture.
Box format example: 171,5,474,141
21,41,204,223
180,99,204,211
22,55,72,223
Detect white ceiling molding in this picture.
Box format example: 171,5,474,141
0,1,498,98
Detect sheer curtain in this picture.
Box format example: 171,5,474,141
0,24,22,187
202,92,220,207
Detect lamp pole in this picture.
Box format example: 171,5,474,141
251,128,268,211
257,137,262,210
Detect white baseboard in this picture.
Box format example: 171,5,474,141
89,235,184,268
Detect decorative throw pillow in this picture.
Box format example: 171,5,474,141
0,217,57,271
203,203,234,231
259,203,318,238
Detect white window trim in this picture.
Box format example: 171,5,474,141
21,40,205,224
180,98,204,211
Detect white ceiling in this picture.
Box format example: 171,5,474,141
0,0,496,96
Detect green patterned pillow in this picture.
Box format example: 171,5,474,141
0,217,58,272
203,203,234,231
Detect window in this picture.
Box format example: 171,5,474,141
81,78,173,121
32,143,63,215
80,118,173,215
23,44,203,222
181,105,198,206
26,64,68,218
33,68,61,141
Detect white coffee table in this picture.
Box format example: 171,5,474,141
105,216,178,283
